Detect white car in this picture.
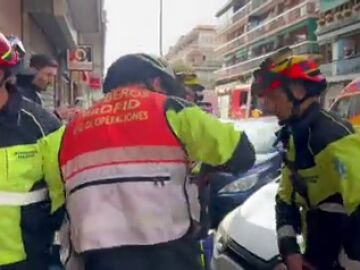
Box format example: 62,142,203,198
211,180,283,270
221,117,279,154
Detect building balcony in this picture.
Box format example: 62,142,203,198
232,3,252,25
321,56,360,78
217,0,276,34
252,0,272,10
217,2,252,32
193,60,223,70
317,12,360,42
24,0,78,50
25,0,104,51
68,0,103,33
317,5,360,35
215,41,319,82
216,0,317,56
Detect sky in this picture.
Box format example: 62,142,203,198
104,0,224,69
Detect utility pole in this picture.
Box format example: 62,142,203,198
159,0,163,56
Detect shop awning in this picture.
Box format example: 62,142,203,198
24,0,78,50
68,0,103,33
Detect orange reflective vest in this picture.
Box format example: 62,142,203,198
59,86,198,252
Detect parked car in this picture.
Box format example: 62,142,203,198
212,181,283,270
209,152,281,228
208,117,281,227
220,116,279,154
330,78,360,129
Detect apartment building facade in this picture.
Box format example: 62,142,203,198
214,0,320,118
166,25,222,89
317,0,360,108
0,0,106,110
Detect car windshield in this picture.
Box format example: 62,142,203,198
221,117,279,154
331,94,360,119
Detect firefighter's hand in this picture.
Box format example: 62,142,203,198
273,262,287,270
55,106,81,121
286,254,302,270
302,260,316,270
285,254,316,270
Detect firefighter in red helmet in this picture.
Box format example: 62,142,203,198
252,49,360,270
0,32,65,270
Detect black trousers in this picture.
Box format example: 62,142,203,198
82,236,202,270
0,255,49,270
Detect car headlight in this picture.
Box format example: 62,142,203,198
218,174,259,193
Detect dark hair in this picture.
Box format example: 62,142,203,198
103,55,186,98
30,54,58,70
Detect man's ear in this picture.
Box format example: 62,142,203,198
290,81,306,100
152,77,161,89
151,77,166,94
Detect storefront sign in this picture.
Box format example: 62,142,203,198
67,45,93,70
89,75,102,90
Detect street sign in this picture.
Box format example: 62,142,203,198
67,45,93,71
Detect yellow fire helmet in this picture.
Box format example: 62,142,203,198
176,71,205,92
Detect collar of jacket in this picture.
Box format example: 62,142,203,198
17,73,41,92
0,84,22,123
274,102,320,156
288,102,321,138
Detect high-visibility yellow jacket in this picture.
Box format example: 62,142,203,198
0,90,65,265
276,103,360,268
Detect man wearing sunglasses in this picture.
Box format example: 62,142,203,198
251,49,360,270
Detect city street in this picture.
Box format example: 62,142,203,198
1,0,360,269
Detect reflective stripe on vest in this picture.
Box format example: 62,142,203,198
318,203,346,214
0,188,48,206
62,146,186,181
339,248,360,269
277,225,297,239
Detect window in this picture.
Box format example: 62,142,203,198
348,95,360,118
326,43,333,62
332,97,351,118
239,91,248,107
319,43,332,63
331,94,360,119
